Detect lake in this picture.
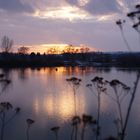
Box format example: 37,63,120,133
0,67,140,140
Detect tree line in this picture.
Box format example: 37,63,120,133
0,36,90,55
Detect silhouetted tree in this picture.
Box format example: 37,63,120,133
0,36,13,53
18,46,29,54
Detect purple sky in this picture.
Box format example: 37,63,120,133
0,0,140,52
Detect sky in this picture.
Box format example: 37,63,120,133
0,0,140,53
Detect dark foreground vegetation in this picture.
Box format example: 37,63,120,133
0,52,140,68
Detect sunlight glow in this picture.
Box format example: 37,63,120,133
29,1,120,22
35,90,86,120
32,67,113,120
57,91,76,119
43,94,54,116
33,5,92,21
25,44,96,54
116,0,129,12
78,0,90,6
97,14,118,21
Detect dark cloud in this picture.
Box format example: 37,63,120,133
82,0,121,15
66,0,78,5
66,0,122,15
0,0,34,13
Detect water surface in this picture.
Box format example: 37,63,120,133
0,67,140,140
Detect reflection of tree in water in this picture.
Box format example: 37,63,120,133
0,69,12,96
18,68,29,81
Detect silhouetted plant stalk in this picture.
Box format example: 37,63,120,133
105,74,140,140
51,126,60,140
116,19,131,51
0,102,20,140
127,4,140,47
87,76,107,140
115,4,140,140
71,116,81,140
26,119,35,140
104,136,118,140
81,114,96,140
106,79,131,139
66,77,82,115
120,72,140,140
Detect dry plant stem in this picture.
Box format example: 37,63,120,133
74,125,78,140
55,132,58,140
121,72,140,140
26,126,30,140
81,124,86,140
0,112,5,140
120,28,131,51
71,126,74,140
96,89,101,140
114,88,123,132
73,87,77,116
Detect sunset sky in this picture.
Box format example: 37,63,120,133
0,0,140,52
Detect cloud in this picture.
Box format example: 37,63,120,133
84,0,121,14
33,5,92,21
0,0,139,18
66,0,120,14
0,0,139,52
0,0,34,13
66,0,139,16
0,0,121,21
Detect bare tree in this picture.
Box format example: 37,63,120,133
18,46,29,54
1,36,13,53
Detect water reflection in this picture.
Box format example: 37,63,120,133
0,67,139,140
18,67,103,78
33,89,86,121
0,69,12,97
18,68,29,80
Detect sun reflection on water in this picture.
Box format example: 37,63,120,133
33,89,86,121
33,89,88,123
30,67,114,123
